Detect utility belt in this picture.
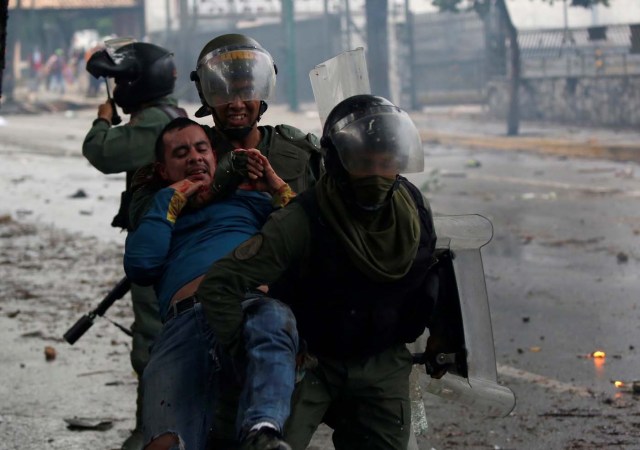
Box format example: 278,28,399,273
164,295,199,323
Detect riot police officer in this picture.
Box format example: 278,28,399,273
196,95,440,450
190,33,322,195
82,41,186,450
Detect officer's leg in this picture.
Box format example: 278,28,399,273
284,358,341,450
125,283,162,450
330,344,413,450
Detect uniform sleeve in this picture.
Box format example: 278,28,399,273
129,183,161,231
123,187,185,285
82,107,169,174
197,204,311,357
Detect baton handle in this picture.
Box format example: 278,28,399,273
104,79,122,125
63,277,131,344
63,314,96,345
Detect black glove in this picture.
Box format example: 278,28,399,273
422,334,455,379
210,151,249,199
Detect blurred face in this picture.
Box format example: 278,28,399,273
347,152,400,179
157,125,216,185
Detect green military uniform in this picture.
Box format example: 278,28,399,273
206,124,322,195
82,95,183,441
83,97,182,174
197,174,436,450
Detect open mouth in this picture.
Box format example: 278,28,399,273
227,113,248,126
186,167,210,181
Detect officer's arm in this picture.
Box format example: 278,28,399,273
197,205,309,358
82,107,168,174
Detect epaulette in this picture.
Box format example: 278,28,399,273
275,124,320,150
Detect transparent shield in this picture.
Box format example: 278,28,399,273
309,48,371,127
417,215,516,418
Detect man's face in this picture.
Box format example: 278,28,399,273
157,125,216,185
212,80,261,130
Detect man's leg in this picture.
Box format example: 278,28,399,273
329,344,414,450
237,296,299,448
142,304,220,450
124,283,162,450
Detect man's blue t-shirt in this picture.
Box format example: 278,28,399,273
124,187,273,320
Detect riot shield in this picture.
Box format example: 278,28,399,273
309,47,371,127
417,214,516,417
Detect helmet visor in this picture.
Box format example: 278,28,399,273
330,109,425,177
196,46,276,107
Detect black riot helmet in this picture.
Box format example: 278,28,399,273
321,95,425,211
87,42,177,111
321,94,424,179
190,33,277,119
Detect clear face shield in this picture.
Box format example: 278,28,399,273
104,37,137,66
196,46,276,107
330,107,425,178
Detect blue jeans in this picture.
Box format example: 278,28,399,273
142,303,219,449
142,296,298,449
238,295,299,436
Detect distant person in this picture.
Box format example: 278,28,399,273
84,43,103,97
81,41,186,450
45,49,65,94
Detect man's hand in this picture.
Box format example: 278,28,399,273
235,149,285,194
97,101,113,124
164,179,212,220
169,179,206,197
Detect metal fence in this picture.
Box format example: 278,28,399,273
401,11,489,106
518,23,640,78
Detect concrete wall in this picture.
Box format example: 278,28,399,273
487,75,640,128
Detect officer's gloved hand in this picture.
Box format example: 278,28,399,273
423,334,453,379
210,151,250,199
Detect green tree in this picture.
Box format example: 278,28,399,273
432,0,610,135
